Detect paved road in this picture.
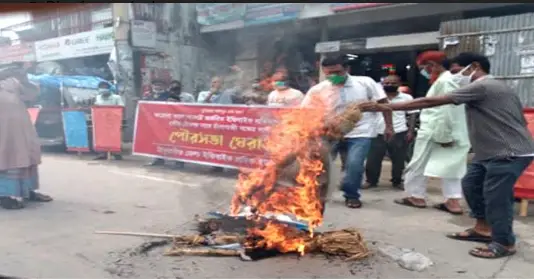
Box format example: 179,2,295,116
1,154,533,278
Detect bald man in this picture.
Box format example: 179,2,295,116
364,75,417,190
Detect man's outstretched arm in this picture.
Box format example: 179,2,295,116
389,95,455,111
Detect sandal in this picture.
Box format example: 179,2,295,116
345,198,362,209
434,203,463,215
469,242,516,259
0,197,24,210
394,197,427,208
446,228,492,243
29,191,53,202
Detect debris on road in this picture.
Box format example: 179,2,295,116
379,245,433,271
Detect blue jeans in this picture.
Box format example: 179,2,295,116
462,156,533,246
331,137,372,200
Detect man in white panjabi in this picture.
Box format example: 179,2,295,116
394,51,470,215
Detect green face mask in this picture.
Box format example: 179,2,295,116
327,74,347,85
274,81,287,87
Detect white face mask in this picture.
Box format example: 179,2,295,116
451,64,475,87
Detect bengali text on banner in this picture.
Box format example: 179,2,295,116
61,109,90,152
91,106,123,152
132,101,284,169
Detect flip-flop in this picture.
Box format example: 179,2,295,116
433,203,463,215
394,197,427,208
469,242,516,259
446,228,492,243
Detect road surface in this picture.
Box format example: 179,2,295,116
1,153,533,278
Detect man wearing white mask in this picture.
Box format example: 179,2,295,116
93,81,124,160
393,51,470,215
381,52,534,259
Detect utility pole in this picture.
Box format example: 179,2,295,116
111,3,136,141
319,19,328,82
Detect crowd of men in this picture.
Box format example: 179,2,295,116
89,51,534,260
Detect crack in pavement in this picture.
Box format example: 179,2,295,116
489,255,512,279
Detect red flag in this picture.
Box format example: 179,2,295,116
27,107,41,125
91,106,123,152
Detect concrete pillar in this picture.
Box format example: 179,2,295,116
318,19,328,82
111,3,136,140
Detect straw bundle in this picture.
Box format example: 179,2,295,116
324,103,363,140
165,228,369,261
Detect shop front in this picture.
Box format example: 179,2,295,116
33,27,114,79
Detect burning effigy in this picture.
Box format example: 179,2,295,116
162,96,372,261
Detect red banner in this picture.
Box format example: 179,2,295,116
132,101,282,169
27,107,41,125
91,106,123,152
515,108,534,199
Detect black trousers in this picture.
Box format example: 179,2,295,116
365,131,408,185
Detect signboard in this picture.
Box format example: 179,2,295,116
330,3,393,12
34,27,114,62
131,20,157,49
61,109,90,152
196,3,246,26
0,43,35,65
132,102,282,169
315,41,341,53
91,106,123,152
244,3,302,26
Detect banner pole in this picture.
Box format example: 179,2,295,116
107,151,112,160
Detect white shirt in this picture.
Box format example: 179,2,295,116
267,88,304,107
95,94,124,106
301,75,387,138
376,92,417,134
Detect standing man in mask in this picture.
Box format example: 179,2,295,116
393,51,470,215
380,52,534,259
301,55,393,209
93,81,124,160
143,79,182,168
364,75,417,190
168,80,195,103
267,71,304,107
165,80,195,169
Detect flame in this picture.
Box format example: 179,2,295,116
231,94,328,255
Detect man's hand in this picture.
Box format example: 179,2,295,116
440,142,454,148
383,126,394,142
230,65,242,72
406,131,415,143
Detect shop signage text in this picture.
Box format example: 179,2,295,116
131,20,157,49
34,27,114,62
0,43,35,64
330,3,393,12
196,3,246,26
244,3,302,26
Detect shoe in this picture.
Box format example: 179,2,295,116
362,182,378,189
392,183,404,190
114,154,123,160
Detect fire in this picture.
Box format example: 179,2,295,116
230,94,328,255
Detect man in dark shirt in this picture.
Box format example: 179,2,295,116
143,79,183,168
370,52,534,259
